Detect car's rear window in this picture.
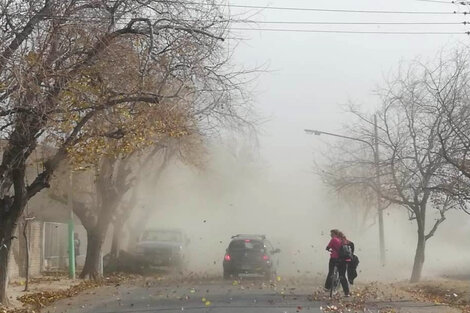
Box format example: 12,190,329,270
228,240,264,251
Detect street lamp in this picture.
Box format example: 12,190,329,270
304,129,374,150
305,115,386,266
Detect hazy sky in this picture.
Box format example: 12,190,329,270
140,1,470,279
230,0,468,179
225,0,470,277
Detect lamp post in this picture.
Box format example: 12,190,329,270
305,115,386,266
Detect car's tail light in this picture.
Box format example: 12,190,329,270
262,254,270,261
224,254,231,261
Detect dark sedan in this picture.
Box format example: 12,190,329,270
223,234,280,280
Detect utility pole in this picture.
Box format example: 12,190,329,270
305,120,386,265
374,114,385,266
68,171,75,279
23,215,35,291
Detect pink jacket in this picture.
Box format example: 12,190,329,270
327,237,343,259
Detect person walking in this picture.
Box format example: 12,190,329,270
324,229,351,297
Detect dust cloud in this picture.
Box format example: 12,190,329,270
122,140,470,283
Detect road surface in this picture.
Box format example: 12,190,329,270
46,276,459,313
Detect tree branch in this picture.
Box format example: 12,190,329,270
26,111,95,199
0,1,51,72
425,210,446,241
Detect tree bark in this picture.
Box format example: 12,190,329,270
79,198,116,280
0,165,29,303
0,245,10,305
79,228,104,280
410,217,426,283
0,215,19,305
110,220,122,260
76,157,133,279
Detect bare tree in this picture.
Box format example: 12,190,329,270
0,0,253,303
430,50,470,215
319,54,469,282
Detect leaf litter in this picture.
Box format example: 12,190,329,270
1,273,141,313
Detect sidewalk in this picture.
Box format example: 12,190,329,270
0,275,89,313
0,273,133,313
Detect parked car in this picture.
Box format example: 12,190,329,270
222,234,280,280
135,228,189,270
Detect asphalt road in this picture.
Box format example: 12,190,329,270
46,276,459,313
48,277,322,313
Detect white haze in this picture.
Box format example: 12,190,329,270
120,0,470,283
130,141,470,282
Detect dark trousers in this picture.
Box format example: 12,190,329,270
324,258,349,295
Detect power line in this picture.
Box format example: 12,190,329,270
5,3,469,35
417,0,470,7
16,14,469,25
230,27,468,35
195,2,462,15
19,15,469,34
95,1,464,15
3,1,468,16
415,0,454,4
40,18,467,35
246,20,467,25
34,15,470,25
6,3,469,23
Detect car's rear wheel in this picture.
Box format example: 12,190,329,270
223,270,231,280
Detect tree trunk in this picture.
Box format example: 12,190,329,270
110,220,122,260
410,221,426,283
74,200,117,280
0,240,10,305
0,217,17,305
0,113,60,303
79,228,104,281
0,176,28,304
0,247,9,305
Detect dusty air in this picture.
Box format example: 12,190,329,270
0,1,468,313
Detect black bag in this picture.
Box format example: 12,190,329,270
339,242,353,260
347,254,359,284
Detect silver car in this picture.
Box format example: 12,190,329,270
135,229,189,269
